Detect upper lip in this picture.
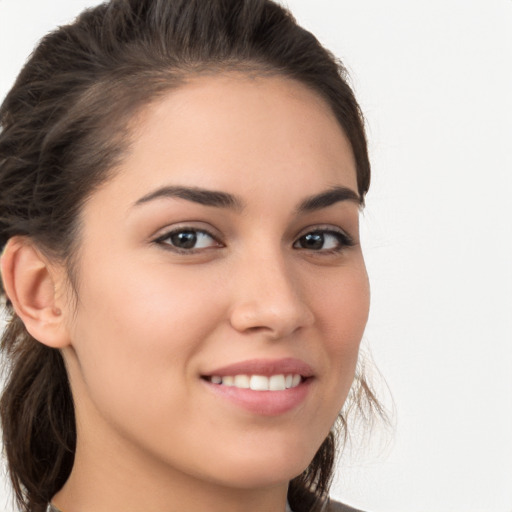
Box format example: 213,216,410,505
202,358,314,378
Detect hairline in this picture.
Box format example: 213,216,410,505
63,64,359,301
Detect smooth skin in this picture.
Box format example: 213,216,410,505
2,74,370,512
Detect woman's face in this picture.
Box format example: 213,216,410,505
61,74,370,490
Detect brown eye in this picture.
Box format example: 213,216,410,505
293,229,354,252
170,231,198,249
156,229,220,252
298,232,325,250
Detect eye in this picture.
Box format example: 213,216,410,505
293,229,354,252
155,228,221,252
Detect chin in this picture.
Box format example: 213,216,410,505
198,437,321,490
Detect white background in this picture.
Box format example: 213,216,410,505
0,1,511,511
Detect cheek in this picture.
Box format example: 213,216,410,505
313,261,370,384
75,252,225,343
66,258,227,417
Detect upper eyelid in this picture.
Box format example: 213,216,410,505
152,223,221,241
293,226,356,251
151,222,355,245
294,230,353,244
294,224,353,239
153,227,223,255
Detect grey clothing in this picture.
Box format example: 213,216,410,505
326,499,365,512
48,498,365,512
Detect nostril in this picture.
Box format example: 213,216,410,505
246,325,270,333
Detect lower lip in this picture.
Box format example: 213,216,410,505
202,379,312,416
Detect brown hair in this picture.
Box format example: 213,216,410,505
0,1,381,511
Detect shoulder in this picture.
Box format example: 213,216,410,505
325,499,366,512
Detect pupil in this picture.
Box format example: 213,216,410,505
302,233,324,250
171,231,197,249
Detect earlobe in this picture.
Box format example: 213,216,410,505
1,237,71,348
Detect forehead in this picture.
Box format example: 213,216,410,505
92,73,358,211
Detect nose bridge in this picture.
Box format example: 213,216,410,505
228,244,314,338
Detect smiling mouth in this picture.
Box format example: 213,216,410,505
201,359,313,415
202,374,305,391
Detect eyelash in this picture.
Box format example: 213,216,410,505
293,227,355,254
154,226,354,254
154,228,223,254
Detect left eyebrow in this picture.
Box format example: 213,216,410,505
296,186,361,213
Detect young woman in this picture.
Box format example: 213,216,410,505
0,1,383,511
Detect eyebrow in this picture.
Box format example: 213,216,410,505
133,184,360,212
134,186,243,210
296,186,361,212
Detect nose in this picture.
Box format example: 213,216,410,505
228,252,315,340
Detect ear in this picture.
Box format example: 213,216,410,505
1,237,71,348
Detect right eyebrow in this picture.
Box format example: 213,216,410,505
132,185,244,211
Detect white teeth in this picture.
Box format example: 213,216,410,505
208,374,302,390
233,375,250,388
269,374,286,391
222,376,234,386
250,375,269,391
